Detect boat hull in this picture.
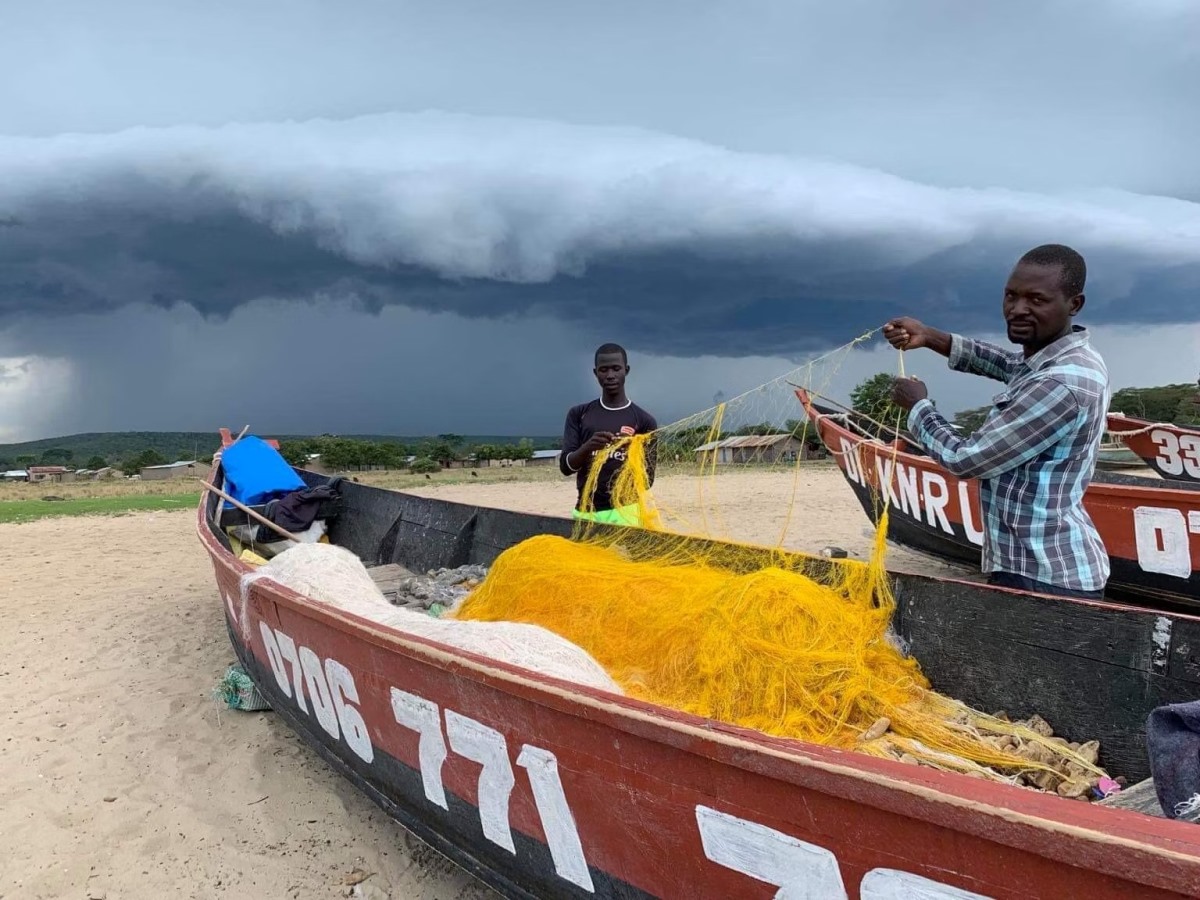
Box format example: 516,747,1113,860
200,480,1200,899
1108,415,1200,485
802,393,1200,610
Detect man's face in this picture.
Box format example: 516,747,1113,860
593,352,628,393
1002,262,1083,349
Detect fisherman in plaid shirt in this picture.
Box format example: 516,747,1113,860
884,244,1110,600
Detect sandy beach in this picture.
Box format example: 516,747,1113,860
0,466,971,899
401,465,977,579
0,510,496,900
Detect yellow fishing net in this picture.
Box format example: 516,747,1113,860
452,332,1107,790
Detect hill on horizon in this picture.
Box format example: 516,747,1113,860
0,430,561,467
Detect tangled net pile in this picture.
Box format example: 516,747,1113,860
452,332,1111,793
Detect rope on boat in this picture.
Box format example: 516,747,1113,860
1105,418,1199,438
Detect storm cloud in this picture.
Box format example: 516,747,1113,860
2,112,1199,361
0,0,1197,440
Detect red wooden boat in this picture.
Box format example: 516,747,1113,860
1106,413,1200,485
797,390,1200,612
198,460,1200,898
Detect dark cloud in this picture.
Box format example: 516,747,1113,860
1,1,1198,440
1,113,1198,365
1,300,1194,445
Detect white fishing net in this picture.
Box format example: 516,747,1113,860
249,543,623,695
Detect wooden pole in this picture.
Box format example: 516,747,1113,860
207,481,302,544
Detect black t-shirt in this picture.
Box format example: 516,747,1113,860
559,399,658,511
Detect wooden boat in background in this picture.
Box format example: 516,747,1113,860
198,454,1200,898
1095,441,1145,472
1107,413,1200,484
797,390,1200,612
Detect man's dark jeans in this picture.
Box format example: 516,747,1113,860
987,570,1105,601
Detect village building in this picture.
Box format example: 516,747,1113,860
693,434,822,466
139,460,213,481
2,469,28,482
527,449,560,467
26,465,75,483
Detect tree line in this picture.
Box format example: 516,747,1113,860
4,379,1191,475
275,434,540,473
0,446,175,476
847,374,1200,437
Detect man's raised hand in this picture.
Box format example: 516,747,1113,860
883,318,953,357
883,317,930,350
891,376,929,411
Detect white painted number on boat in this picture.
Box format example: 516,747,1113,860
1133,506,1194,579
696,805,991,899
696,804,846,899
390,688,449,809
258,623,375,763
445,711,517,853
516,746,595,893
1151,429,1200,479
860,869,992,900
388,690,594,892
324,658,374,763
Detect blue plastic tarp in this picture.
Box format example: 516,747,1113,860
219,436,305,507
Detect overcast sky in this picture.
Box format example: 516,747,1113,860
1,0,1198,442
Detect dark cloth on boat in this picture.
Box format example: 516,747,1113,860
1147,700,1200,820
262,480,341,534
986,571,1105,601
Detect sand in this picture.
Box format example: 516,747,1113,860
402,465,977,579
0,511,496,900
0,467,972,899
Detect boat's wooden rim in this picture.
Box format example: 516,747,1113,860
801,389,1200,497
1107,413,1200,439
196,484,1200,889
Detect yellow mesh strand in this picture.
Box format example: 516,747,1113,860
452,334,1107,783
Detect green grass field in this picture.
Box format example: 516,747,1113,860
0,492,202,524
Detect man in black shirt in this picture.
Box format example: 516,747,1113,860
559,343,658,526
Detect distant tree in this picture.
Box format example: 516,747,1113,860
510,438,535,461
40,448,73,464
733,422,779,437
428,442,457,466
319,438,366,472
951,405,991,436
277,440,311,467
409,456,440,474
15,454,36,467
1110,383,1199,424
1176,393,1200,426
850,373,907,434
121,449,168,476
437,433,465,449
376,443,407,470
85,455,108,470
784,417,826,451
473,444,499,462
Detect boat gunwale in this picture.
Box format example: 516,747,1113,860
197,480,1200,896
1107,413,1200,440
804,394,1200,497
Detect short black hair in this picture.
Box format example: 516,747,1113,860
1019,244,1086,297
594,343,628,366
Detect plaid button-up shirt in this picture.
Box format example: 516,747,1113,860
908,326,1111,592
